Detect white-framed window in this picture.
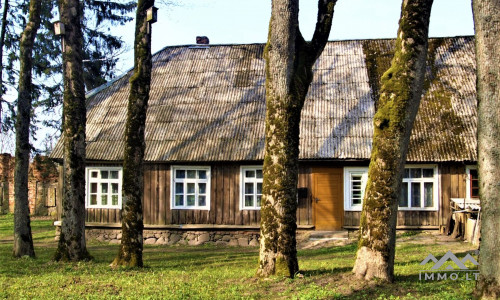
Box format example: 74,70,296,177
344,167,368,211
399,165,438,210
171,166,210,210
86,167,122,209
466,165,479,199
240,166,263,210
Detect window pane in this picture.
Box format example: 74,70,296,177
111,171,119,179
257,183,262,194
175,195,183,206
352,196,361,205
410,168,421,178
187,195,195,206
198,196,206,207
101,183,108,194
470,169,479,198
91,183,97,193
101,171,109,179
422,168,434,178
399,182,408,207
245,182,254,194
352,180,362,190
424,183,433,207
112,183,119,194
256,169,263,179
91,171,98,178
404,169,410,178
411,182,421,207
176,170,185,179
101,195,108,205
245,195,254,207
245,170,255,178
256,195,262,207
90,195,97,205
187,170,196,179
199,183,206,194
112,195,118,206
198,170,207,179
175,182,183,194
187,183,195,194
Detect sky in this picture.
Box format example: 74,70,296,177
115,0,475,73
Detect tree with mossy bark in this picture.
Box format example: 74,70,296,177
54,0,91,262
13,0,41,258
472,0,500,298
257,0,336,278
111,0,154,268
352,0,433,282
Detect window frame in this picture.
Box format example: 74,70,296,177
240,166,263,210
399,164,439,211
465,165,479,200
343,167,368,211
85,166,123,209
170,166,211,210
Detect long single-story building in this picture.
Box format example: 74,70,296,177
51,36,478,245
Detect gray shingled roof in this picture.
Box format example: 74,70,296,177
51,36,477,162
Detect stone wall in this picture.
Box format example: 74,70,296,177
55,227,262,247
0,153,59,216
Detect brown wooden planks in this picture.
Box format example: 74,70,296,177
158,165,166,225
143,165,151,224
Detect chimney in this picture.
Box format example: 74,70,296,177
196,36,209,45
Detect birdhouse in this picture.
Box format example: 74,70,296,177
147,6,158,24
53,20,65,36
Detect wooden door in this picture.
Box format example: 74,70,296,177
312,167,343,230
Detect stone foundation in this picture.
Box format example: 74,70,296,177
56,227,263,247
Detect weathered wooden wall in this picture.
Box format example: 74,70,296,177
84,163,313,226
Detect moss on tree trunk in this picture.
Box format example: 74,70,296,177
13,0,40,258
257,0,336,278
54,0,91,262
111,0,154,268
472,0,500,298
352,0,433,282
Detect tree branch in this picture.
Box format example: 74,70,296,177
308,0,336,60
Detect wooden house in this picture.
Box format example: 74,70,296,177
51,36,478,243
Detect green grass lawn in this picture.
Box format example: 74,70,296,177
0,214,478,299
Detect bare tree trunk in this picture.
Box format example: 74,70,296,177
352,0,433,282
473,0,500,298
54,0,91,262
13,0,40,258
257,0,336,278
111,0,154,268
0,0,9,130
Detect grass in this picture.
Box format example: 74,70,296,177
0,214,478,299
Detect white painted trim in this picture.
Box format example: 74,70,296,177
85,166,123,209
399,164,439,211
239,166,263,211
343,167,368,211
170,166,211,210
465,165,478,200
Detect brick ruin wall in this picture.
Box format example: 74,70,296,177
0,153,59,216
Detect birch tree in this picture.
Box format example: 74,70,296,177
257,0,336,278
111,0,154,267
352,0,433,282
54,0,91,262
472,0,500,298
13,0,40,258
